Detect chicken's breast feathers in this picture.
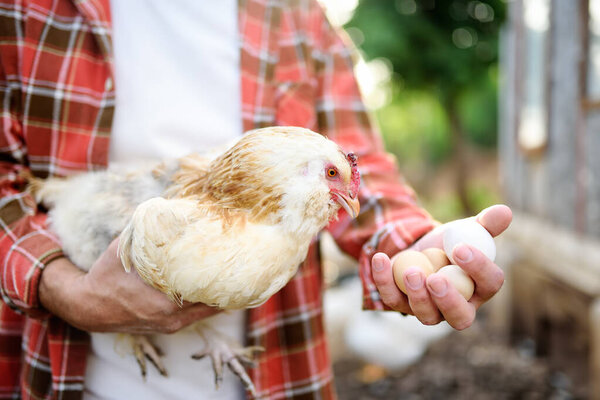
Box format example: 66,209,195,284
119,196,308,309
119,197,202,305
166,218,306,309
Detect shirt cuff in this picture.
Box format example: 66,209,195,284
359,218,436,311
0,214,64,318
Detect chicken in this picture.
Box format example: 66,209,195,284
324,276,451,370
29,126,361,396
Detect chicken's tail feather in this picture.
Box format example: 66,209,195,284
167,291,184,307
118,197,186,307
22,171,68,207
22,171,43,198
117,221,135,274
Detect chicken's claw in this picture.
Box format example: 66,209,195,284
131,334,168,378
191,330,264,398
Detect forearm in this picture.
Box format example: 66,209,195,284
39,257,87,327
38,239,219,334
311,4,436,257
0,214,64,316
38,254,153,333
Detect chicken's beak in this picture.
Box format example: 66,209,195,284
333,192,360,219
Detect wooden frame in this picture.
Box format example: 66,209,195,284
515,0,553,157
577,0,590,233
491,213,600,398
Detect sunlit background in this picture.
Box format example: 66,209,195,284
319,0,505,222
318,1,600,399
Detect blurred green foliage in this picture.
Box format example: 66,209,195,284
348,0,505,160
423,182,502,223
347,0,505,96
375,66,498,167
458,65,499,148
376,86,451,166
347,0,506,218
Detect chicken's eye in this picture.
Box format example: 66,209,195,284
327,168,337,178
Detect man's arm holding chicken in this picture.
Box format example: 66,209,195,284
39,240,218,334
36,181,509,336
37,187,508,336
0,171,215,335
0,163,206,334
38,183,509,335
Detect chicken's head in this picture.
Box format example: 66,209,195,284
183,126,361,238
323,151,360,219
234,127,361,233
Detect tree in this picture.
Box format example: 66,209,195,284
347,0,506,215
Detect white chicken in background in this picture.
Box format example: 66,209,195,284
29,126,361,396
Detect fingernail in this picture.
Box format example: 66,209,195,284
373,258,384,272
428,277,448,297
454,244,472,263
406,271,423,290
477,206,491,222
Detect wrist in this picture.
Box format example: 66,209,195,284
39,257,88,327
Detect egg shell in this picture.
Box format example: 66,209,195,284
421,248,450,272
392,250,435,294
437,265,475,300
443,218,496,263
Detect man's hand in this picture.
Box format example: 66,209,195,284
371,204,512,330
40,238,218,334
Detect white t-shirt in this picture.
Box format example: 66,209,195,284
84,2,245,399
108,0,242,163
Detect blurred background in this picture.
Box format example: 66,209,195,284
317,0,600,399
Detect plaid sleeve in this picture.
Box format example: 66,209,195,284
309,2,436,310
0,169,64,318
0,50,64,318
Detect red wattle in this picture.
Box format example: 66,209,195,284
346,152,360,198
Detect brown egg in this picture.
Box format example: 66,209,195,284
421,248,450,272
392,250,435,294
436,265,475,300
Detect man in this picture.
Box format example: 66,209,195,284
0,0,509,398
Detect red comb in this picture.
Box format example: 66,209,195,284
347,152,360,198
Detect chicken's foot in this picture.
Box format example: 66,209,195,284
131,334,168,378
191,327,264,398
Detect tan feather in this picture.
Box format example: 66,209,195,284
29,126,361,395
118,197,200,306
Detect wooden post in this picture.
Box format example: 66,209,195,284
590,298,600,399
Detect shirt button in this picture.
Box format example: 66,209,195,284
105,77,113,91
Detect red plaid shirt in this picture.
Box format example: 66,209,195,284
0,0,435,398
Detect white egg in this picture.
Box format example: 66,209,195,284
437,265,475,300
442,218,496,263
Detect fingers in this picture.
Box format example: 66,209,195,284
371,253,411,314
452,243,504,309
372,253,443,323
119,307,219,335
181,303,220,320
142,303,220,334
409,224,444,251
422,242,503,330
137,288,220,333
476,204,512,237
374,205,510,331
161,305,220,334
402,266,443,325
426,273,476,330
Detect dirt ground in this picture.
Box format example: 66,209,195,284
333,319,585,400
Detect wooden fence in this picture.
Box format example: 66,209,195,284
497,0,600,397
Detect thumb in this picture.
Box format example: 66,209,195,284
476,204,513,237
